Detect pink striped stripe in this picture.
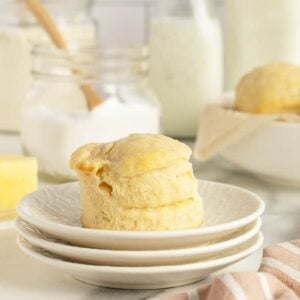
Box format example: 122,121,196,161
232,272,265,299
162,293,189,300
260,262,300,296
159,239,300,300
263,245,300,270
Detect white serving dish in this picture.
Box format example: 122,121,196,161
17,232,263,289
15,218,261,266
220,96,300,187
17,181,265,250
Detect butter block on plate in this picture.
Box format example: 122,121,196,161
0,156,37,216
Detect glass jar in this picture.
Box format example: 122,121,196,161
0,0,96,132
21,45,160,181
149,0,223,138
224,0,300,90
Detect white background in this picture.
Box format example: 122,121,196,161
92,0,224,46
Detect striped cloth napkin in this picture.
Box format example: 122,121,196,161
158,240,300,300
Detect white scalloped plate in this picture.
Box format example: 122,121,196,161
16,218,261,266
17,232,263,289
17,181,265,250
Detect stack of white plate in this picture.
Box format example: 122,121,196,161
16,181,265,289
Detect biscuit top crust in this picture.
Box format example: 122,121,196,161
70,134,192,177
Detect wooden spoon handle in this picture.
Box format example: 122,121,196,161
24,0,102,110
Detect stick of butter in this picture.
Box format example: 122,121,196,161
0,155,37,213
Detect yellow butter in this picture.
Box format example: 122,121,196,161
0,155,37,210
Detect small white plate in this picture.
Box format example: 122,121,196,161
17,232,263,289
16,218,261,266
17,181,265,250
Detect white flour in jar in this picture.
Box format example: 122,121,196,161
0,24,95,132
149,18,223,137
21,96,160,180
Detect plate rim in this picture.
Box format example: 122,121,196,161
17,180,265,239
15,217,262,258
17,232,264,274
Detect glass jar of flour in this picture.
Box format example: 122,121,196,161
21,45,160,181
149,0,223,137
0,0,96,132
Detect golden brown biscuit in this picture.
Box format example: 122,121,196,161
235,63,300,114
70,134,204,231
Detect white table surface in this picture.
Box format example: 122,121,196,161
0,133,299,300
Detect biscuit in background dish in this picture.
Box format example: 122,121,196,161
235,63,300,114
70,134,204,231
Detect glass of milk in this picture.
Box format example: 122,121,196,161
0,0,96,133
224,0,300,90
21,44,160,181
149,0,223,138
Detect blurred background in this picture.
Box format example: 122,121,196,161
93,0,151,46
92,0,223,46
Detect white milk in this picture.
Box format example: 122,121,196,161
149,18,223,137
0,24,95,132
224,0,300,89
